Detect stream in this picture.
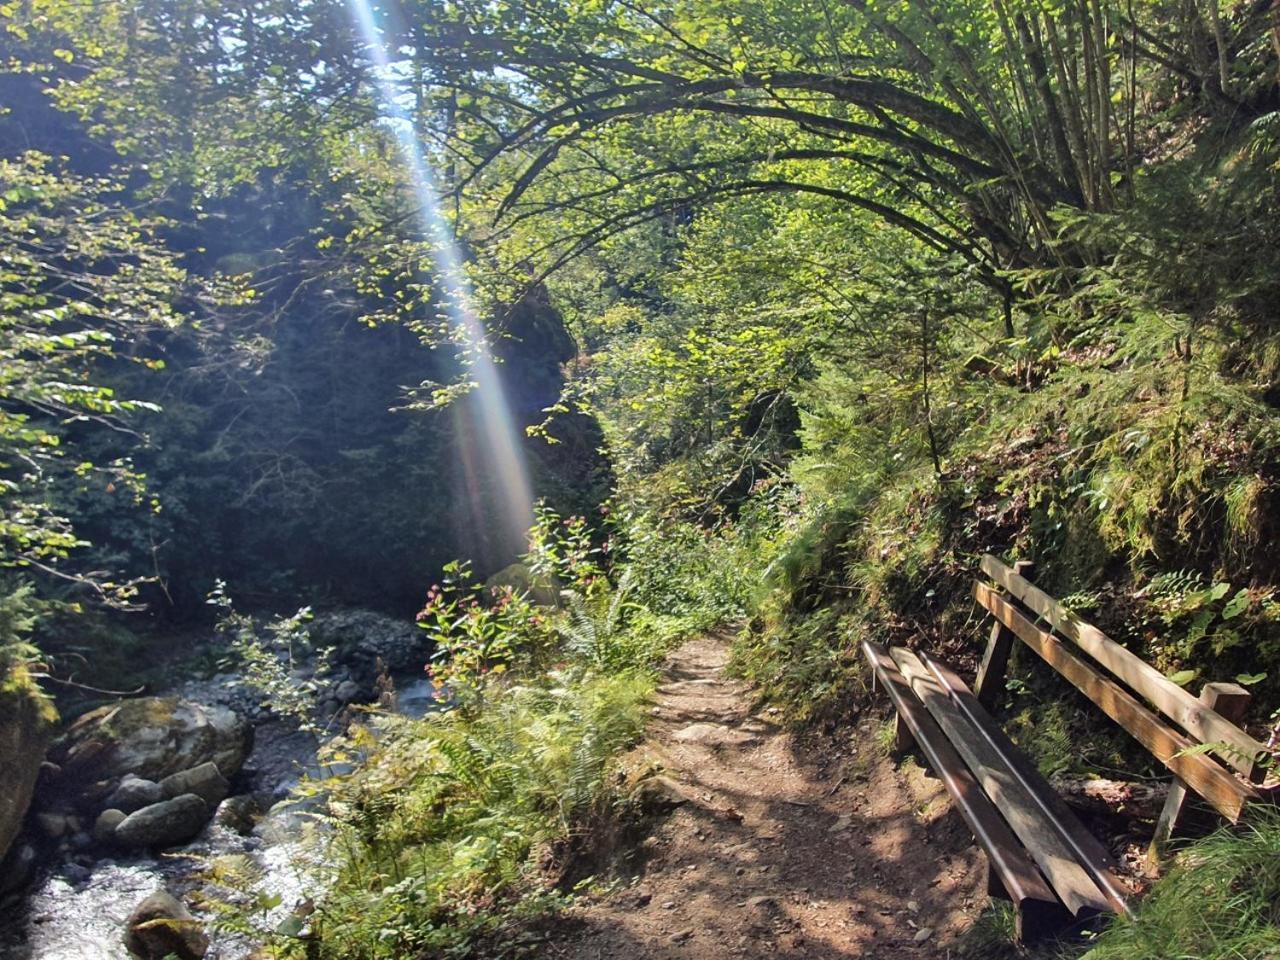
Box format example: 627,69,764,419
0,618,439,960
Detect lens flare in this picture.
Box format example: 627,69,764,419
346,0,535,558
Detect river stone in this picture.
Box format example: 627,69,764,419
114,794,208,849
49,698,252,808
94,808,127,844
105,775,164,813
160,763,229,807
333,680,360,703
124,889,209,960
213,793,265,835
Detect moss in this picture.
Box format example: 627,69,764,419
0,665,57,859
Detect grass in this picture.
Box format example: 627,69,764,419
1082,810,1280,960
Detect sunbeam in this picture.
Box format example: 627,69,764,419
345,0,535,558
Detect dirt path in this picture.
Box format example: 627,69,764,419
544,633,989,959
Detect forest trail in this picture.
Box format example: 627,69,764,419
544,633,989,959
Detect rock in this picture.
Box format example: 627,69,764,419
0,842,37,895
333,680,360,704
307,610,427,683
94,808,127,844
124,890,209,960
631,775,690,814
114,795,208,849
213,794,265,835
0,669,57,863
160,763,229,807
105,776,164,813
483,562,560,607
49,697,251,808
36,811,70,839
913,927,933,943
670,723,759,748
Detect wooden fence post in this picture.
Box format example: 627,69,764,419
974,560,1033,709
1147,681,1251,868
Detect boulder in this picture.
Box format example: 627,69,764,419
93,808,127,844
105,775,164,813
48,697,251,808
124,889,209,960
484,562,560,607
159,763,229,807
307,609,428,682
0,667,57,862
113,794,208,849
333,680,360,704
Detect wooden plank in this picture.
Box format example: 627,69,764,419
980,554,1264,776
922,652,1131,917
890,646,1113,918
861,641,1070,940
1148,683,1252,866
974,581,1259,822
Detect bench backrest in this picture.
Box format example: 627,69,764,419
973,554,1268,822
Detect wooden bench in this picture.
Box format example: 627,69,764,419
863,554,1274,942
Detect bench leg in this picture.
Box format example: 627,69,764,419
892,711,914,755
1146,682,1251,869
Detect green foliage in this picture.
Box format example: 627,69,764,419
209,581,325,732
416,561,557,705
272,669,653,959
0,581,40,675
0,151,191,609
1084,811,1280,960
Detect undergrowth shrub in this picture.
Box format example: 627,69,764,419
300,670,653,959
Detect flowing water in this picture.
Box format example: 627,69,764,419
0,674,438,960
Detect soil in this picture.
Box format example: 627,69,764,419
541,632,991,959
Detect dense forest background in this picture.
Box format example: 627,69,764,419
2,0,1280,958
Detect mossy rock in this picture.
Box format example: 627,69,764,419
0,666,57,862
484,563,561,607
48,697,251,809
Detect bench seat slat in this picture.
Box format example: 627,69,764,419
890,646,1114,919
861,640,1068,939
974,581,1259,822
920,651,1130,917
981,554,1264,776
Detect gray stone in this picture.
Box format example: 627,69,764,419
94,808,127,844
105,776,164,813
334,680,361,704
114,795,208,849
159,763,229,807
36,811,70,838
124,889,209,960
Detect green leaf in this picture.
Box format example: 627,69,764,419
1235,673,1267,686
1222,588,1251,620
1167,669,1199,687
